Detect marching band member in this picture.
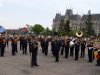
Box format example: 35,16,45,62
22,37,28,55
74,39,80,61
96,50,100,66
64,38,70,58
53,36,61,62
87,40,94,62
11,36,18,55
94,42,100,66
29,36,39,67
44,38,49,56
80,39,86,58
51,38,55,56
70,38,75,57
0,35,6,57
19,35,23,51
40,37,45,53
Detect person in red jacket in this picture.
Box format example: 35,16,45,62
96,50,100,66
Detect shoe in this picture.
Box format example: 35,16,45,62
34,64,39,66
96,64,100,66
65,57,68,59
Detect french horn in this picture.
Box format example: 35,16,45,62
76,30,83,38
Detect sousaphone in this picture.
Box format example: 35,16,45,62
76,30,83,38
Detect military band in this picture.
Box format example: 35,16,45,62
0,33,100,67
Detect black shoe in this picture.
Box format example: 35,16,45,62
88,61,92,63
1,55,4,57
65,57,68,59
12,54,16,56
96,64,100,66
34,64,39,66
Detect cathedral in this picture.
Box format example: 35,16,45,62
52,9,100,36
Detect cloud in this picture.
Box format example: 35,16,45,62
0,3,3,7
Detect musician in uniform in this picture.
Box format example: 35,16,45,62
80,39,86,58
70,39,75,57
40,37,45,53
87,41,94,62
1,37,6,56
19,35,23,50
11,36,18,55
53,36,61,62
0,35,6,57
74,39,80,60
29,37,39,67
5,35,9,47
96,50,100,66
60,37,65,55
51,38,55,56
64,38,70,58
44,38,49,56
94,42,100,66
22,37,28,55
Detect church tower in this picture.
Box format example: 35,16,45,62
65,9,73,19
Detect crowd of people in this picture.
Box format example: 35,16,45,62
0,33,100,68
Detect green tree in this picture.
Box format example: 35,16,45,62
32,24,45,35
86,10,94,36
59,30,67,36
59,18,65,32
69,30,77,36
58,19,71,36
45,27,52,35
64,20,70,35
41,27,52,35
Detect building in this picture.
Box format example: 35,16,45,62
81,14,100,36
52,9,100,36
6,29,21,34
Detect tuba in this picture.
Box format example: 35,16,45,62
76,30,83,38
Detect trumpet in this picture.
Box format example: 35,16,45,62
76,30,83,38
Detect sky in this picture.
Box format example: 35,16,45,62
0,0,100,29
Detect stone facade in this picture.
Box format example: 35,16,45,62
52,9,100,36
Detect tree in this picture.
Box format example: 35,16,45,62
45,27,52,35
69,30,77,36
59,18,65,32
64,20,70,35
58,19,71,36
32,24,45,35
86,10,94,36
41,27,52,35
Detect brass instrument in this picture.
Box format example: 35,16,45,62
76,30,83,38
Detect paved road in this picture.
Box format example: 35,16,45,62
0,42,100,75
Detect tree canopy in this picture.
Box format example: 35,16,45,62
32,24,45,35
86,10,94,36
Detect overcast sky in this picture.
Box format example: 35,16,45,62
0,0,100,29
